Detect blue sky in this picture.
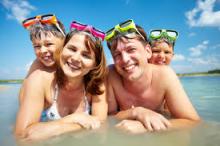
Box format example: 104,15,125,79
0,0,220,79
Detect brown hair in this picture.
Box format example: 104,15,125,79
150,38,174,51
29,20,66,41
54,30,107,95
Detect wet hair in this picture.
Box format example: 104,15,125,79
29,20,66,41
107,24,148,51
54,30,107,95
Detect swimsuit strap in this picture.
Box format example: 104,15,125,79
53,84,59,102
83,88,90,114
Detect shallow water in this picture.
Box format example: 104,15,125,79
0,76,220,146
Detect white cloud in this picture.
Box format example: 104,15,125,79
185,0,220,27
173,54,186,61
188,58,209,65
189,40,209,57
1,0,36,23
188,55,220,66
171,65,194,74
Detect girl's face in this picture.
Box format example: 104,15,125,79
32,33,64,67
60,33,96,79
149,41,174,65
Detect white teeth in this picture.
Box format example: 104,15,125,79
124,65,135,72
157,60,165,65
42,56,52,61
67,62,81,70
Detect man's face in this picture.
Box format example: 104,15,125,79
111,37,151,81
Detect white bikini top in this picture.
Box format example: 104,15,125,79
45,84,90,121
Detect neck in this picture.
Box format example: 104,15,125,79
62,76,85,92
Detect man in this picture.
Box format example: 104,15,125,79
105,19,200,133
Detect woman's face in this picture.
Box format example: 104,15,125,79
32,33,64,67
60,33,96,79
149,41,174,65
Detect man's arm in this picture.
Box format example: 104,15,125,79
164,67,200,128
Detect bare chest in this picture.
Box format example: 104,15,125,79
114,85,165,111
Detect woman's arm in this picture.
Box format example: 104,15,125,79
15,71,83,141
164,67,201,128
91,83,108,122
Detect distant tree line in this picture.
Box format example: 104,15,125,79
208,69,220,73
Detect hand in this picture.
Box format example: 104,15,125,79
133,107,171,131
116,120,147,134
72,113,101,130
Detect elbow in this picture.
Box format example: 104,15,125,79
14,128,28,140
14,127,38,141
191,116,201,122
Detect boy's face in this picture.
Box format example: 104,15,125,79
149,41,174,65
111,37,151,81
32,33,64,67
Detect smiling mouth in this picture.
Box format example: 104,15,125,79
156,60,166,65
42,55,53,62
67,62,81,70
123,64,136,72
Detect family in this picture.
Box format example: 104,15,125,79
15,14,200,140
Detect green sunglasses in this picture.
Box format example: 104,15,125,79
149,29,178,45
105,19,145,42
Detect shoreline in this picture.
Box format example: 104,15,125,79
177,73,220,77
1,73,220,83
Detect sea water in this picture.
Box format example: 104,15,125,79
0,76,220,146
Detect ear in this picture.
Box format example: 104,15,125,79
144,43,152,59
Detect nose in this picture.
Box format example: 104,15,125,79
70,51,81,63
158,51,165,59
40,46,48,54
121,52,130,64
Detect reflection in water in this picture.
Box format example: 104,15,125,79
12,120,220,146
0,76,220,146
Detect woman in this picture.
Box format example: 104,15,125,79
15,21,108,140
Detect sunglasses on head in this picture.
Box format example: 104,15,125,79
22,14,65,36
105,19,145,42
70,21,105,41
149,29,178,45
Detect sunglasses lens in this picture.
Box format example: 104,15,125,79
151,30,161,37
124,32,139,38
120,20,132,28
106,27,115,36
71,21,87,31
41,15,53,20
167,31,177,38
23,17,37,28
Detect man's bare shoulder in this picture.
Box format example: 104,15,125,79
107,64,123,86
152,65,175,77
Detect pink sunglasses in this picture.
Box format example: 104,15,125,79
70,21,105,41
